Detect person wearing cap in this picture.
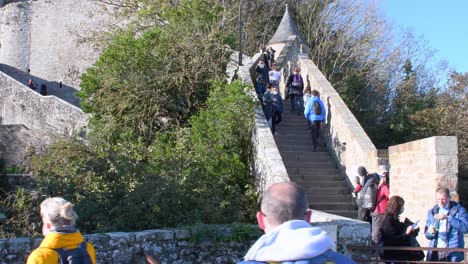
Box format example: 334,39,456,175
377,165,389,180
371,166,390,244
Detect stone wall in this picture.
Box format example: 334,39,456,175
0,71,88,135
231,51,290,194
297,54,379,186
0,0,117,105
0,226,255,264
389,136,458,247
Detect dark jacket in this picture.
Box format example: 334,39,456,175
381,215,411,261
286,74,304,95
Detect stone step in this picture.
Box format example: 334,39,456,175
281,153,331,162
309,194,353,203
309,202,356,211
293,181,348,188
283,160,335,169
287,167,338,175
277,145,327,152
317,210,358,219
298,186,350,195
289,174,344,181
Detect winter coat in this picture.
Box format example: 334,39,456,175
373,184,389,214
304,96,325,122
425,201,468,261
27,230,96,264
286,74,304,95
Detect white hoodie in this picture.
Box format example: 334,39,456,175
243,220,335,262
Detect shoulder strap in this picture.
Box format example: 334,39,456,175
54,242,91,264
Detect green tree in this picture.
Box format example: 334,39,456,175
411,72,468,204
79,0,232,152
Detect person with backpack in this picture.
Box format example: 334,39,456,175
355,166,379,223
238,182,356,264
285,67,304,115
27,197,96,264
304,90,325,151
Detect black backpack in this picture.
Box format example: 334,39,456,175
54,242,93,264
313,101,322,115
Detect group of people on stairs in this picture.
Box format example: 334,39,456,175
255,58,325,151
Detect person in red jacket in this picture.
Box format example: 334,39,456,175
371,165,390,244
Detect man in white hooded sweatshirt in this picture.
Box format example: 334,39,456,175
239,182,356,264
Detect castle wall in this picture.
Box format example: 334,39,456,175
389,136,459,247
0,70,88,138
0,0,116,105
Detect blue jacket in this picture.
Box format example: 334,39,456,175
238,249,355,264
425,201,468,261
304,96,325,122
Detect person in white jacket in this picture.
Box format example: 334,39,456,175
239,182,356,264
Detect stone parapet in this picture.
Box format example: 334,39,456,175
389,136,458,247
0,226,255,264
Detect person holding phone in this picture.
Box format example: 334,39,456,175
425,187,468,262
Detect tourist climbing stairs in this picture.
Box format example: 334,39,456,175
274,109,357,219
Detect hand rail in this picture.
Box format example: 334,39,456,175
347,244,468,264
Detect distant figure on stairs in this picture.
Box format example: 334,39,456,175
40,83,48,96
28,79,37,90
239,182,356,264
286,67,304,115
271,86,283,136
255,60,269,102
268,64,281,89
304,90,325,151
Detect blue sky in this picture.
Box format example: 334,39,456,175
380,0,468,73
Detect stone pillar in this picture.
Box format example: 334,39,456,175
389,136,458,247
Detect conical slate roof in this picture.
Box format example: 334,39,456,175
268,4,302,44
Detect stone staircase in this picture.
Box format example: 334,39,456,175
274,108,357,219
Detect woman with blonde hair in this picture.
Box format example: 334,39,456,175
27,197,96,263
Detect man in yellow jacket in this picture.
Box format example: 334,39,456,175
27,197,96,264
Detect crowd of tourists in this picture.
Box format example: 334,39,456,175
354,165,468,263
255,49,325,151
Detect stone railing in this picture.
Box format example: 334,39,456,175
0,70,88,136
231,52,289,194
0,226,255,264
389,136,459,248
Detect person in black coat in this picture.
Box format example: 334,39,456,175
381,195,424,263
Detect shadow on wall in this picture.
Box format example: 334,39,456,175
0,64,81,107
